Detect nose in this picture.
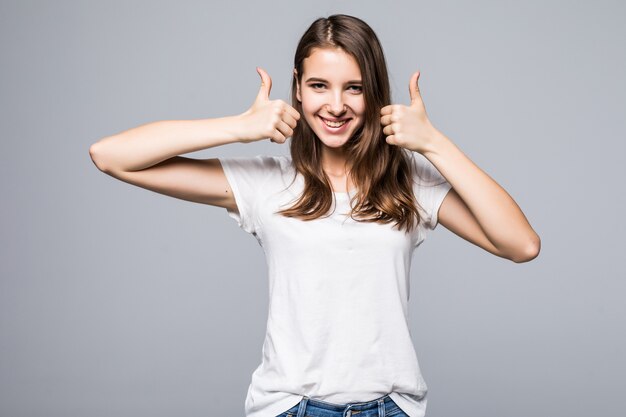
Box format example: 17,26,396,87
326,91,347,116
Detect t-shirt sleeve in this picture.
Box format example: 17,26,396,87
410,150,453,231
217,154,274,235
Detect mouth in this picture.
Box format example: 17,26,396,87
318,115,352,133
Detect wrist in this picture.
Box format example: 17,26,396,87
224,113,249,144
421,127,449,158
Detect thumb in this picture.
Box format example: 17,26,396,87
255,66,272,102
408,70,421,104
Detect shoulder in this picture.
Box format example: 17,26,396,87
219,154,286,171
221,153,294,183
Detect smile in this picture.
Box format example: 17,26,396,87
318,116,352,133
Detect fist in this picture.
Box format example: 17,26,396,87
380,70,439,154
239,67,301,144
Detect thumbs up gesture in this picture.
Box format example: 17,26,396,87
380,70,441,154
238,67,301,144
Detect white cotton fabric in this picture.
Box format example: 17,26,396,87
218,149,452,417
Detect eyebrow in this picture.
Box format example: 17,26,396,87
305,77,362,84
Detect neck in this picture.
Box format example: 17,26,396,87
321,146,351,177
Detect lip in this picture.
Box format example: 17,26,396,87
319,116,352,122
318,115,352,134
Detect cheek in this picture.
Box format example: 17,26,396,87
303,113,318,128
300,103,319,128
301,103,323,128
300,94,321,113
352,98,366,115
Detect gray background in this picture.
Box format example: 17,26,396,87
1,0,624,416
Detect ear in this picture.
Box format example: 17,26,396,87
293,68,302,102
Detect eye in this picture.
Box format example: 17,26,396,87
309,83,362,92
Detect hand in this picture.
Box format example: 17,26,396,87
238,67,301,144
380,70,440,154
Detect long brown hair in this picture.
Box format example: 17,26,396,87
277,14,426,234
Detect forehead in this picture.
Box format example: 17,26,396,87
302,47,361,81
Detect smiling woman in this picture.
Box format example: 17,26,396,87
90,11,539,417
220,15,444,417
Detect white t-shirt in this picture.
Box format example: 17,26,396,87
218,149,452,417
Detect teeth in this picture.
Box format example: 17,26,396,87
322,118,348,127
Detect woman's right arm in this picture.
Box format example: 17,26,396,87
90,116,248,173
88,67,299,210
88,116,250,210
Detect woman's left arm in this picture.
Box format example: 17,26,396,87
423,130,541,263
381,70,541,263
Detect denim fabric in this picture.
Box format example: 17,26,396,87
275,394,409,417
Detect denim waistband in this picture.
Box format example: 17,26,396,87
291,393,396,417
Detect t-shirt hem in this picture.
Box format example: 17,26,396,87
388,391,428,417
246,393,304,417
218,157,254,234
430,182,453,230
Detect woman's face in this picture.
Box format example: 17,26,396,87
295,47,365,149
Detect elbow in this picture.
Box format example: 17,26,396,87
511,234,541,263
89,141,111,173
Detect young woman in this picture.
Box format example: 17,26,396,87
90,14,540,417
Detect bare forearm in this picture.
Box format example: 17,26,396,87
89,115,245,172
423,131,540,257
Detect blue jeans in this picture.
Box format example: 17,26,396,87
275,394,409,417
